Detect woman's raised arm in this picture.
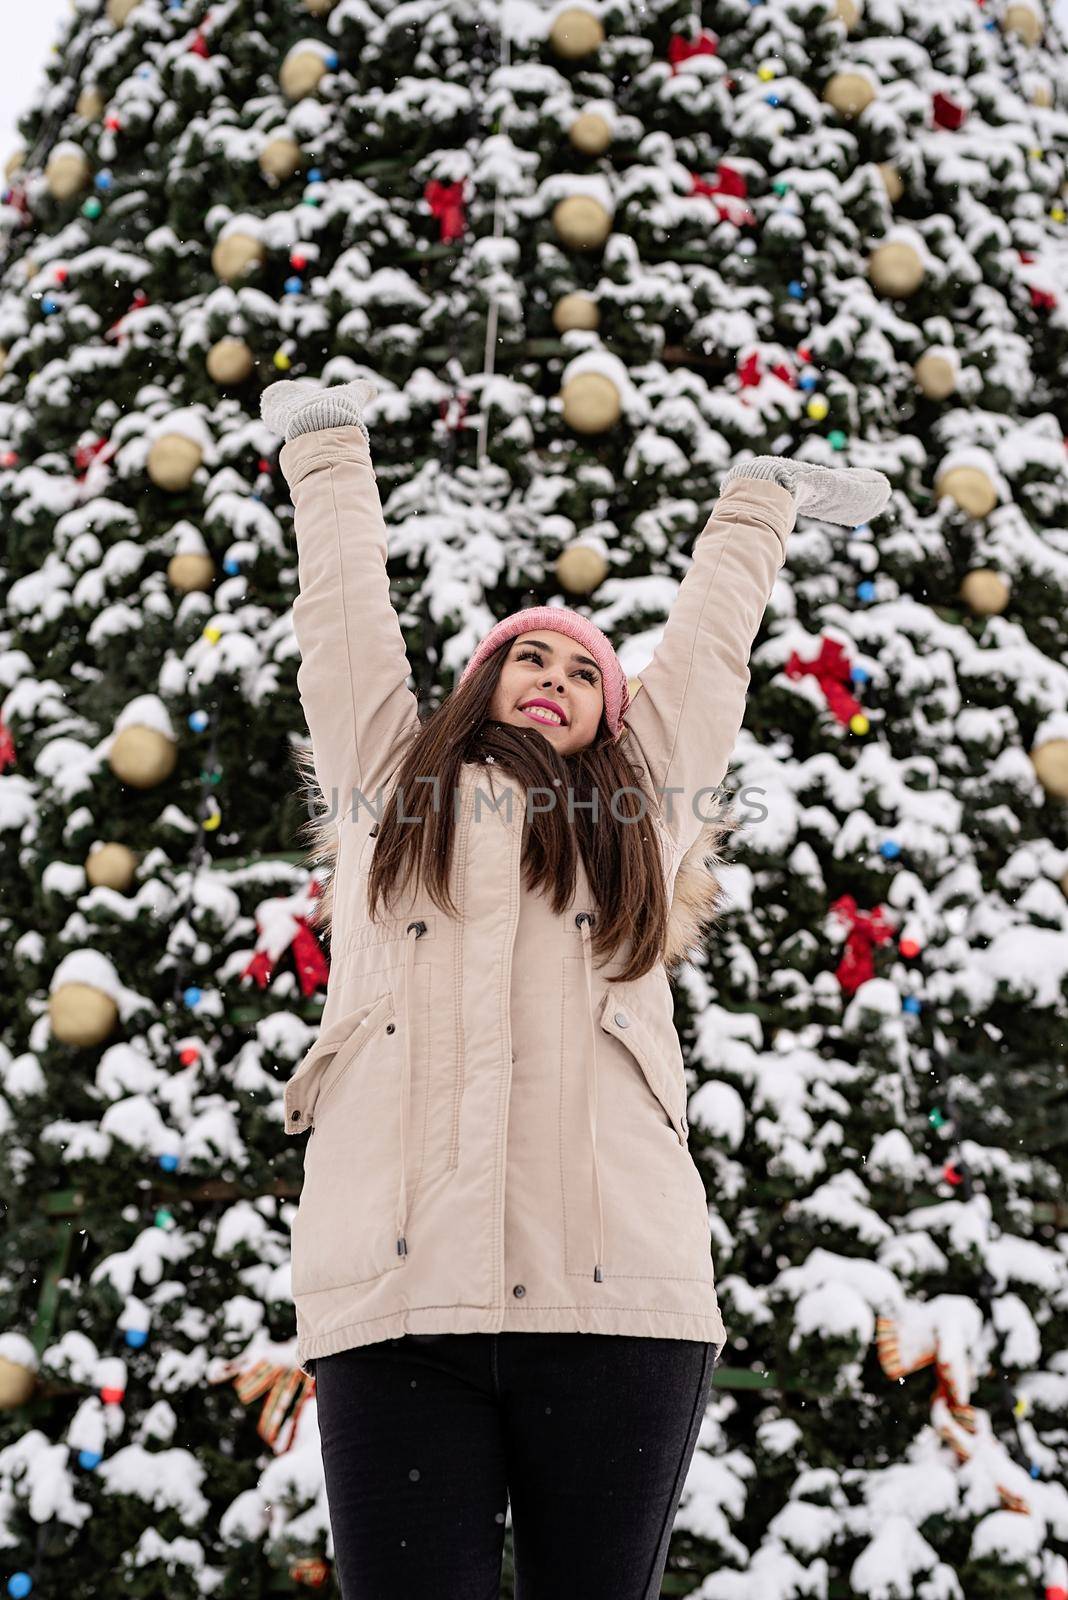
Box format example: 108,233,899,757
622,458,891,857
621,476,796,857
276,420,421,821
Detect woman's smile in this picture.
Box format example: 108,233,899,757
519,700,568,727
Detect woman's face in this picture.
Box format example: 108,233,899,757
487,630,605,756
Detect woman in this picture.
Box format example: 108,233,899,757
261,376,891,1599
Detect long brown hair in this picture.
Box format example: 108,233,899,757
360,641,670,983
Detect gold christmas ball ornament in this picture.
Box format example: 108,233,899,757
147,433,203,491
1030,80,1052,107
75,85,106,121
822,70,876,118
45,145,91,202
552,195,612,250
211,231,266,284
259,135,303,182
555,543,609,594
569,112,613,156
4,148,26,182
0,1356,37,1410
49,982,120,1048
106,0,142,23
0,347,7,378
206,336,255,386
280,47,331,102
86,842,139,892
549,7,605,58
959,570,1010,615
867,239,925,297
934,464,998,518
109,724,179,789
1002,2,1043,46
877,162,904,203
302,0,339,11
1030,738,1068,799
831,0,861,27
552,293,600,333
561,371,621,433
167,551,216,593
914,346,958,399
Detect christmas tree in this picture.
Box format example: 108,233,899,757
2,0,1068,1595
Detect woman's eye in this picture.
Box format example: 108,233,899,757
517,649,597,685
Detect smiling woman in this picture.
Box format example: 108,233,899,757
486,630,606,756
260,370,891,1600
460,603,632,748
356,609,675,987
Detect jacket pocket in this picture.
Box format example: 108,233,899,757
284,990,395,1136
288,989,409,1296
559,961,711,1284
597,993,689,1147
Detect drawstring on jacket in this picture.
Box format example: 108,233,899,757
396,917,426,1259
575,911,605,1284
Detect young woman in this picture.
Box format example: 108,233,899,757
261,376,890,1599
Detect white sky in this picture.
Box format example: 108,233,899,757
3,0,1068,176
2,0,75,170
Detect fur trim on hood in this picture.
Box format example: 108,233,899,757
291,742,737,976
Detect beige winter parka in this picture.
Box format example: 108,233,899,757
276,425,796,1376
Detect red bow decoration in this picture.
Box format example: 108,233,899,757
424,178,467,242
0,718,15,773
737,350,796,389
209,1354,317,1455
876,1315,1031,1515
1,180,32,229
828,893,895,993
439,391,469,432
73,436,117,478
784,636,863,726
667,30,718,71
932,90,967,130
105,288,151,345
1030,285,1057,313
188,10,214,59
704,160,747,198
291,1558,331,1588
689,163,755,227
241,879,329,998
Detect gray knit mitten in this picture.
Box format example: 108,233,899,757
722,456,892,528
260,377,377,444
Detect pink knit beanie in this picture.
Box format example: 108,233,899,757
458,606,631,737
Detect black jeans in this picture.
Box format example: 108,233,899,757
312,1330,717,1600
